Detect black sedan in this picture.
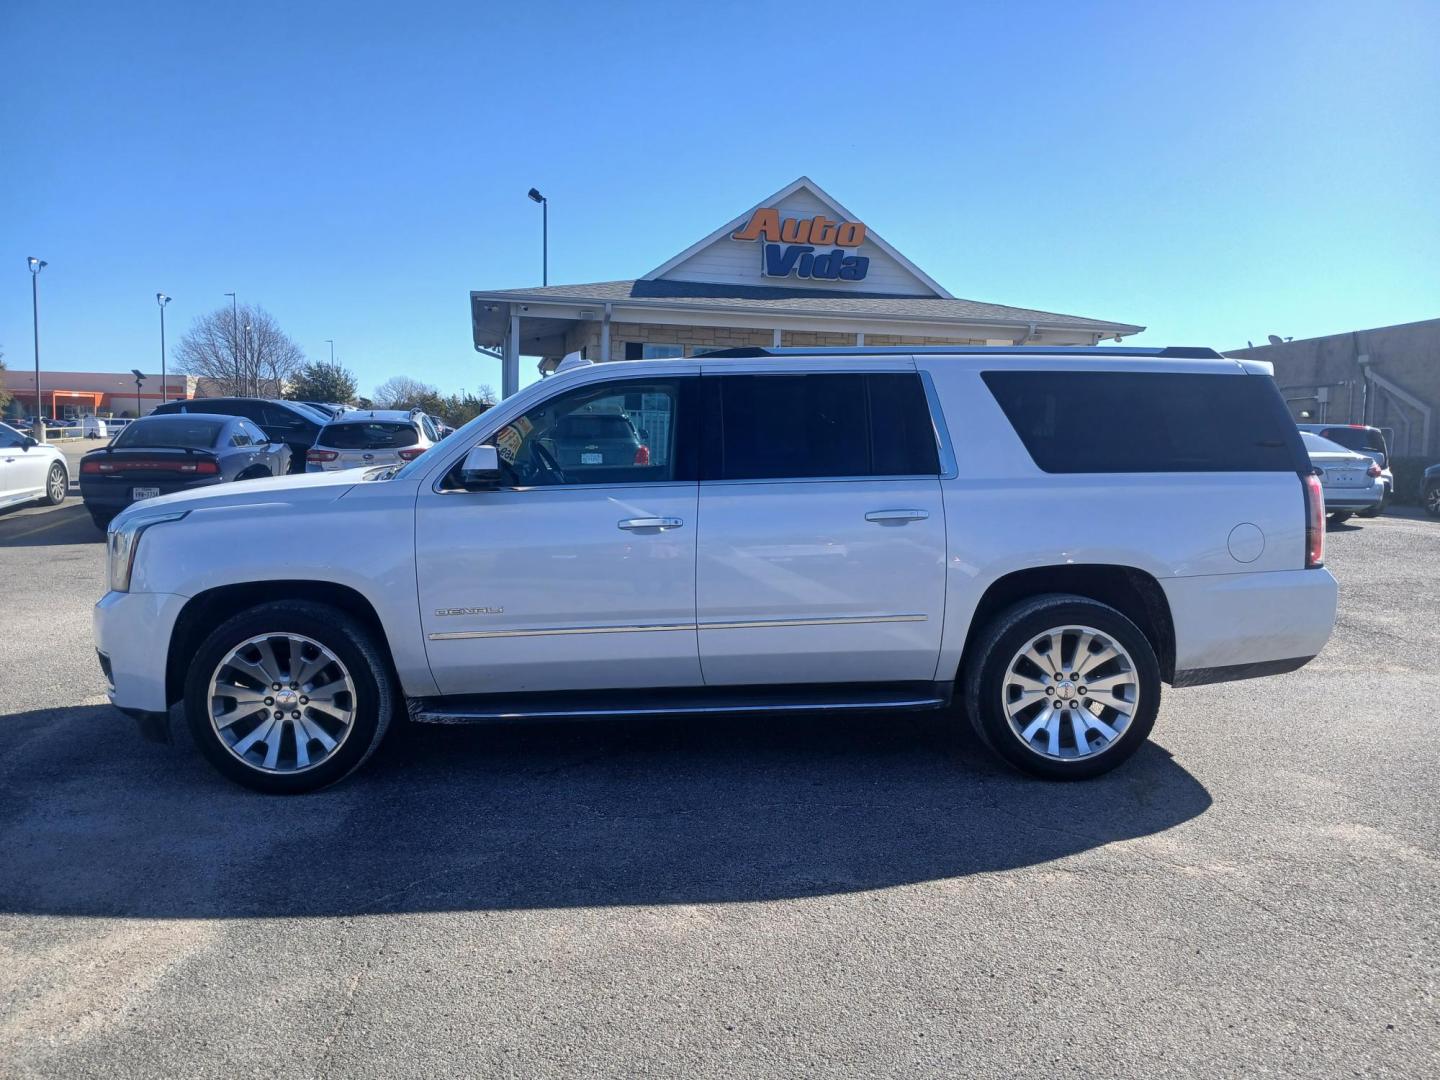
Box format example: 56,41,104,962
80,413,292,529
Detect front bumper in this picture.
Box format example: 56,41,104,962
93,590,189,715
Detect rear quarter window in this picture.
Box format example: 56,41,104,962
982,370,1307,473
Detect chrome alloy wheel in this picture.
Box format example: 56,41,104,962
47,465,66,502
1001,624,1139,761
208,633,357,774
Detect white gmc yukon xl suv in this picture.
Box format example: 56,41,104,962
95,347,1338,793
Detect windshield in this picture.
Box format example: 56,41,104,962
113,418,223,449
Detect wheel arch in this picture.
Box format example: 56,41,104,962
954,564,1176,685
166,581,392,706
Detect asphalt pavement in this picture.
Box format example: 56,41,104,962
1,468,1437,1078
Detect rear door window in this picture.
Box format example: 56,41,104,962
704,372,938,481
982,370,1308,473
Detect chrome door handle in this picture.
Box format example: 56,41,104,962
618,516,684,531
865,509,929,523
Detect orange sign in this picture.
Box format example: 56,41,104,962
731,208,868,248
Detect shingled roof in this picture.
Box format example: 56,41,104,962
470,279,1142,335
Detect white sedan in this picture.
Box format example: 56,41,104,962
0,422,70,511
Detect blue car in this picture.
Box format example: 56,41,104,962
79,413,292,529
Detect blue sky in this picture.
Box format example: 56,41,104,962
2,0,1436,397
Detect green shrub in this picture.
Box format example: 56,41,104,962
1388,456,1433,505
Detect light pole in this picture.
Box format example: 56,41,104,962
527,187,548,286
224,291,239,394
156,293,171,406
325,339,334,364
27,257,46,439
130,369,147,419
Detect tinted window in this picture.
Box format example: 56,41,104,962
868,374,941,476
260,403,315,433
0,422,23,448
320,422,419,449
707,373,938,481
1320,427,1387,458
982,371,1307,473
114,418,223,449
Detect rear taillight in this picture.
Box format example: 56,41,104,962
397,447,425,461
1303,472,1325,568
81,458,216,474
1367,462,1382,478
633,445,651,465
307,449,338,462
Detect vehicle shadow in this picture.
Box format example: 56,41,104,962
0,502,102,546
0,705,1211,919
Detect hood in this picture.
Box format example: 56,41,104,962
112,466,369,523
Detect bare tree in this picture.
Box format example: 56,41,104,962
372,376,440,410
176,302,306,397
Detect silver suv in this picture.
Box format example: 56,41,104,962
306,409,440,472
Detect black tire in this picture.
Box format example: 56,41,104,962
1328,511,1352,524
961,594,1161,780
1359,489,1390,518
236,466,272,481
89,509,114,531
183,600,398,794
1425,483,1440,519
41,462,68,506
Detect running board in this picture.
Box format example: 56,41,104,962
408,682,952,725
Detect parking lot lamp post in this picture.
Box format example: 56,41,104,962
130,369,146,419
156,293,171,404
527,188,547,286
326,339,334,364
224,292,239,394
27,257,46,440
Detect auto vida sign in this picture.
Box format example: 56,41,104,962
730,208,871,282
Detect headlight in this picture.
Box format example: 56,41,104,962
107,510,189,593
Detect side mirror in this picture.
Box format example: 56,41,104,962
460,444,501,490
21,436,37,449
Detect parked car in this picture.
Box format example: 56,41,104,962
1424,463,1440,518
94,346,1339,794
539,408,649,472
298,401,352,419
82,416,109,439
305,409,439,472
1296,424,1392,516
80,413,291,529
0,422,69,511
1298,430,1385,523
149,398,326,474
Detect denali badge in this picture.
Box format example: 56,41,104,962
435,607,504,616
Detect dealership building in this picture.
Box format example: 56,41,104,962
471,177,1144,396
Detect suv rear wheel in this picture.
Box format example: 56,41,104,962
183,600,397,793
1425,481,1440,519
963,594,1160,780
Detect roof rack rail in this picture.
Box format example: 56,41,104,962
699,345,1222,360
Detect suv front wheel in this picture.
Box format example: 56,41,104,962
184,600,397,793
963,595,1160,780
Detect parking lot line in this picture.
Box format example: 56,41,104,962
1,513,81,541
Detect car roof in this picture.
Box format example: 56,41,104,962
132,412,236,424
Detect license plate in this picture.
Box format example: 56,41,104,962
132,487,161,500
580,452,603,465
